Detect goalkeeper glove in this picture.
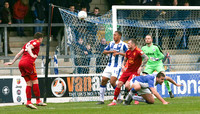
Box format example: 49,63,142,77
150,57,159,61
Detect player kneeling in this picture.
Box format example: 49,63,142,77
124,72,182,105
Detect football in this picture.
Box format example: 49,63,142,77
78,11,87,20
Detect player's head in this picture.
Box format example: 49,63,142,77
113,31,122,42
156,71,165,85
145,35,153,45
34,32,43,43
128,38,137,49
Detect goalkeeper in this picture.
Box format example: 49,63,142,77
141,35,174,98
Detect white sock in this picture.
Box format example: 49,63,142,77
112,100,117,103
118,93,122,100
125,91,132,101
100,86,106,102
132,95,146,102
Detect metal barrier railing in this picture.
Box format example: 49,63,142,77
0,23,64,57
1,63,200,76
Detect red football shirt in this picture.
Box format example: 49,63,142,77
125,47,144,72
21,39,40,63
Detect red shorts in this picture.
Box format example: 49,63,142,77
119,71,138,84
19,61,37,82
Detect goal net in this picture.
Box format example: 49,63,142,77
59,6,200,74
57,6,200,101
112,6,200,72
59,8,112,74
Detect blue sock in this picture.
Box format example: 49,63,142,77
113,85,117,89
131,88,137,93
100,85,106,88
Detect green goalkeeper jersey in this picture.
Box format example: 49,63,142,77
141,44,164,66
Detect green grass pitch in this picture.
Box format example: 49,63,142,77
1,97,200,114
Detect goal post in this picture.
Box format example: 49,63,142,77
16,5,197,103
111,6,200,72
58,5,200,74
112,5,200,44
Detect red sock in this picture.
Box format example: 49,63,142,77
114,87,121,100
26,86,32,102
33,84,40,101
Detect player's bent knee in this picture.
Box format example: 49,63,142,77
101,77,109,85
146,100,154,104
110,81,116,87
32,79,39,84
26,80,32,86
146,99,154,104
117,81,123,88
125,82,130,90
101,81,107,86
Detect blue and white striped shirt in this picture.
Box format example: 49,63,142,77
104,41,128,68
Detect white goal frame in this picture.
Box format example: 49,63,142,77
112,6,200,43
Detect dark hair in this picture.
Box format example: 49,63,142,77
129,38,137,45
94,7,100,10
81,6,87,9
34,32,43,39
156,72,165,78
115,31,122,36
69,3,75,7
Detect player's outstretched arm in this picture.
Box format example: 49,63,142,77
4,49,24,65
150,87,169,104
165,76,182,87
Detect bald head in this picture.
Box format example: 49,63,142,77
145,35,153,45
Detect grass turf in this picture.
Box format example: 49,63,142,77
1,97,200,114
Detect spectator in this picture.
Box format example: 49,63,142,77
1,1,13,54
13,0,28,37
50,0,69,41
81,6,87,12
91,7,101,17
82,0,92,12
73,0,92,12
69,4,75,12
169,0,191,49
83,44,92,74
31,0,45,34
96,38,108,73
73,38,88,74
